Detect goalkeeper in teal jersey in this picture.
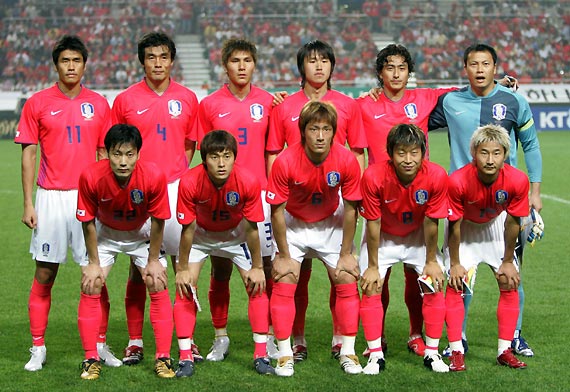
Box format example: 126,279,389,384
429,43,543,357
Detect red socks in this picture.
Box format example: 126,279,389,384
125,279,146,340
78,292,101,360
209,277,230,329
270,282,297,340
405,268,424,336
28,278,53,346
98,284,110,343
497,289,519,341
334,282,360,336
360,294,383,341
293,269,311,337
445,287,465,342
149,290,173,359
422,291,445,340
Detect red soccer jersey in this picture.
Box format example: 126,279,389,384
111,79,199,183
177,164,263,232
360,160,449,237
198,84,273,187
448,162,530,224
76,160,170,231
15,84,111,190
358,87,455,164
266,89,367,152
266,143,362,223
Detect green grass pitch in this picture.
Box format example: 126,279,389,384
0,131,568,391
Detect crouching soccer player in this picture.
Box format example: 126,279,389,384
359,124,450,374
76,124,175,380
445,124,529,370
173,130,274,378
266,101,362,377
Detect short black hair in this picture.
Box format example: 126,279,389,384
104,124,143,152
297,40,335,89
52,35,88,65
375,44,414,87
137,31,176,65
386,123,426,158
463,43,497,66
222,38,257,66
200,130,238,162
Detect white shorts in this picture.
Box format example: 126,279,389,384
30,188,85,264
163,179,182,257
188,221,254,271
359,226,444,278
279,202,347,269
259,190,274,258
443,211,519,273
80,220,167,269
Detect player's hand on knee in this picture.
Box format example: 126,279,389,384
144,259,168,291
448,264,467,291
335,253,360,282
496,262,520,289
360,267,382,294
271,255,299,283
81,263,105,295
422,262,445,292
245,267,266,296
175,269,194,299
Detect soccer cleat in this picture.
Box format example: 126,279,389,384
206,336,230,361
24,345,46,371
266,336,280,360
97,343,122,367
497,348,527,369
122,345,144,365
362,356,386,375
511,335,534,357
331,343,342,360
442,339,469,357
254,357,276,375
191,343,204,363
449,351,466,372
339,355,363,374
154,357,176,378
407,337,426,356
275,356,294,377
363,338,388,357
175,360,195,378
423,353,449,373
80,358,102,380
292,344,307,363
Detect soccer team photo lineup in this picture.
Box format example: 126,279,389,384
8,2,561,384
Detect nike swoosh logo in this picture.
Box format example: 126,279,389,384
137,108,149,115
100,198,113,202
198,199,210,204
384,199,397,203
218,112,230,118
50,110,62,115
374,114,386,119
467,200,479,204
291,116,299,121
294,181,304,185
455,111,466,115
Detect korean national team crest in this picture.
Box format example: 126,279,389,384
326,171,341,187
226,191,240,207
404,103,418,120
81,102,95,120
495,190,508,204
168,99,182,118
250,103,264,122
492,103,507,121
130,189,144,205
415,189,428,205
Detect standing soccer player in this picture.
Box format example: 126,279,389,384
173,130,274,377
359,123,450,375
267,39,367,361
111,31,201,364
15,35,120,371
445,124,529,370
267,101,362,376
76,124,175,380
429,43,542,357
197,38,276,361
